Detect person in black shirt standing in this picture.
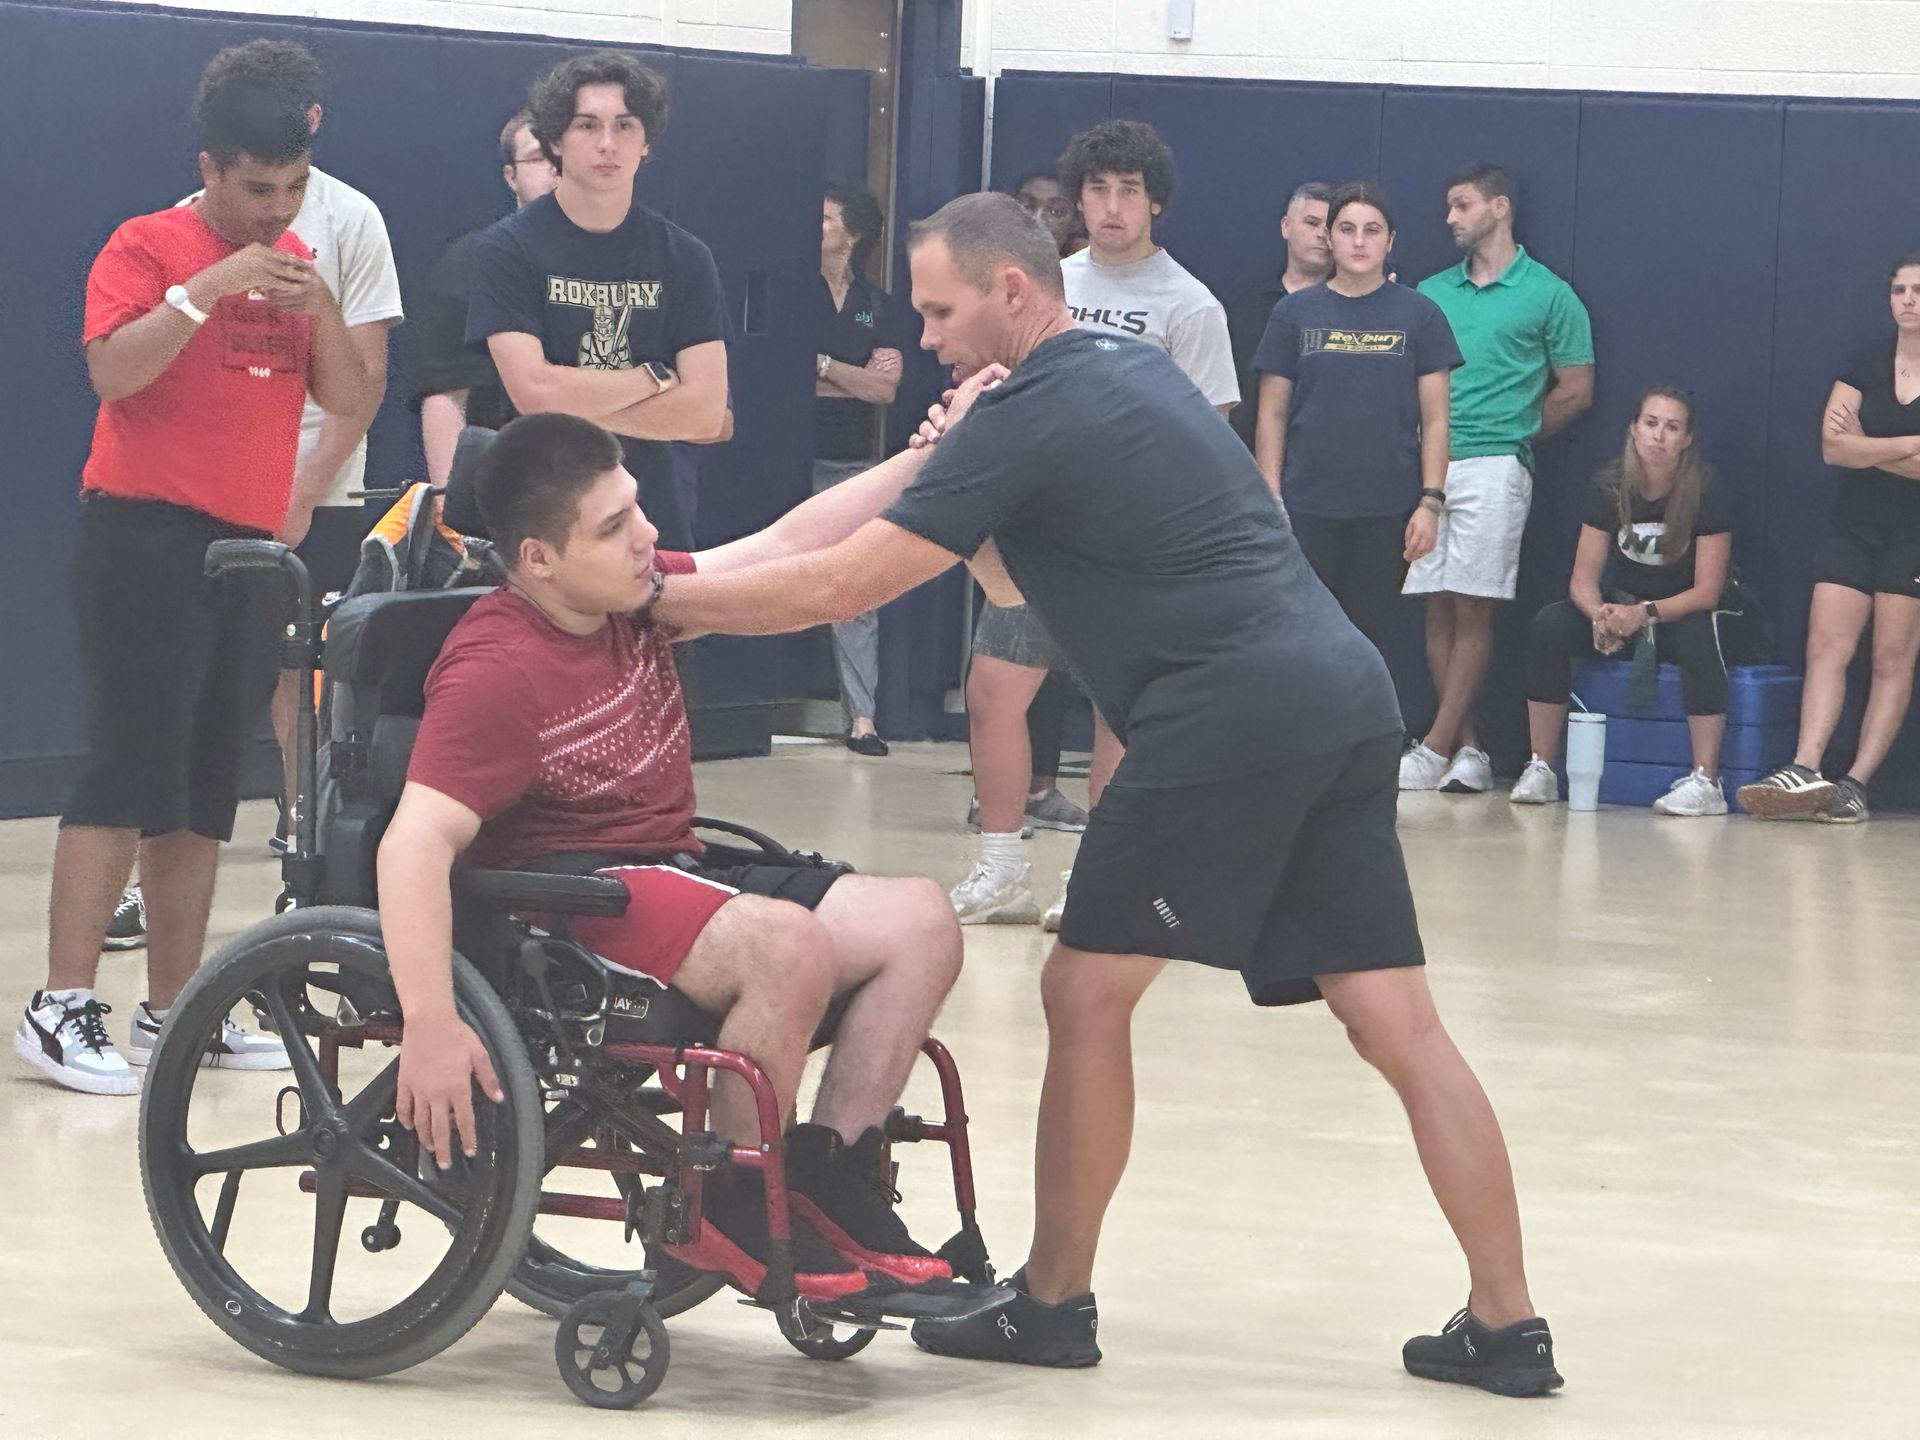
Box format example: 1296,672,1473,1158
1516,388,1749,815
1226,180,1334,451
652,194,1559,1398
1742,252,1920,824
407,109,557,488
814,181,904,754
468,51,730,552
1254,182,1461,658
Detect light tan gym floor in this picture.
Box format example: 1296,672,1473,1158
2,741,1916,1438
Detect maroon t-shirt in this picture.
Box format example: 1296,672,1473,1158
406,553,701,869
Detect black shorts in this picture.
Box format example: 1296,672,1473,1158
296,504,371,599
1056,732,1425,1006
1811,521,1920,599
63,494,285,841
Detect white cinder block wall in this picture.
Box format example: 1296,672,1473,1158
962,0,1920,100
118,0,794,56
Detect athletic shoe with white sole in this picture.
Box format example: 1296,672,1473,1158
1399,742,1450,791
963,798,1034,839
1652,768,1728,817
1735,762,1835,820
949,861,1042,926
126,1001,292,1071
1816,775,1870,825
1025,788,1089,832
1041,869,1070,933
1402,1307,1563,1397
1509,757,1559,805
13,990,138,1096
102,886,147,952
1438,746,1493,794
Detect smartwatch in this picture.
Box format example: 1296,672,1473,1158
1643,600,1661,623
641,360,676,389
165,284,209,326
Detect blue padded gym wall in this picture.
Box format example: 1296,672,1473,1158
0,0,867,817
989,70,1920,807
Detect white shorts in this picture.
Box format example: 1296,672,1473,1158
1402,455,1533,600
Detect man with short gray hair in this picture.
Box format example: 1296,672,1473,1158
1228,181,1335,451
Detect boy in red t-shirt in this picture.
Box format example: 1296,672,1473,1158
382,413,963,1295
13,45,370,1098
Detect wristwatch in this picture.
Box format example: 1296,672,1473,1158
641,360,675,390
1643,600,1661,623
817,353,833,380
165,284,209,326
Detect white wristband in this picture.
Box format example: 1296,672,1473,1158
165,285,209,326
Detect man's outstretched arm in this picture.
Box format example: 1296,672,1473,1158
693,447,932,575
659,517,958,638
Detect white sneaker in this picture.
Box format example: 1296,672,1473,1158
950,860,1042,926
1399,743,1450,791
127,1001,293,1071
1509,757,1559,805
1042,869,1071,933
1652,769,1728,817
12,990,138,1096
1438,746,1493,794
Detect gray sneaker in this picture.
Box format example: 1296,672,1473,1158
1816,776,1869,825
950,860,1042,925
964,798,1034,839
1024,788,1089,832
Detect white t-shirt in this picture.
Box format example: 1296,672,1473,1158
180,167,404,505
1061,247,1239,407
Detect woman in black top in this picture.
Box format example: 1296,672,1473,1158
1515,387,1743,815
1741,252,1920,823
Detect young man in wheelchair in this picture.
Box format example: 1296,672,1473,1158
378,412,963,1298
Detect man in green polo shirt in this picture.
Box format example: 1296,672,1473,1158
1400,164,1594,795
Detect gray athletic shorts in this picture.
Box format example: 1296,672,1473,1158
972,601,1064,671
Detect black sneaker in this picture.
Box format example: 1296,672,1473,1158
786,1124,949,1286
911,1267,1100,1368
696,1168,868,1291
1817,776,1870,825
102,886,147,952
1736,763,1835,820
1402,1308,1563,1397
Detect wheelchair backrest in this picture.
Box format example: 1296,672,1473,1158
315,588,489,905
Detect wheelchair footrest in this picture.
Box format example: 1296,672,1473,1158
825,1282,1017,1327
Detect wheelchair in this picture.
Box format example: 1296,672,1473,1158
137,540,1007,1410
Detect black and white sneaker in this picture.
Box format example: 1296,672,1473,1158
911,1266,1100,1367
1402,1308,1563,1397
126,1002,291,1070
1817,776,1870,825
1736,763,1836,820
12,990,138,1096
102,886,147,952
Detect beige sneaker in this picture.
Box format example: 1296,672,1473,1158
950,860,1041,926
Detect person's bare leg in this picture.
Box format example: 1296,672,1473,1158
45,826,139,993
1424,594,1457,744
1848,594,1920,783
1022,945,1164,1303
1527,701,1568,765
137,832,222,1010
808,875,963,1139
669,895,834,1143
967,655,1048,833
1686,713,1727,777
1425,595,1494,756
1318,966,1533,1326
1792,584,1872,770
1088,713,1124,810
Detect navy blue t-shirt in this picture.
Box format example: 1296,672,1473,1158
883,329,1402,784
1253,282,1462,519
466,194,729,548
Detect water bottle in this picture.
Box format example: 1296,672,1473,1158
1565,712,1607,811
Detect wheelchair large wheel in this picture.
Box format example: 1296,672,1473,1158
139,907,544,1379
507,1097,725,1322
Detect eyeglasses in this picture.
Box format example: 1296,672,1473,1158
1018,196,1074,219
511,153,555,170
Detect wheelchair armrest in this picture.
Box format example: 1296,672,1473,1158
453,868,631,917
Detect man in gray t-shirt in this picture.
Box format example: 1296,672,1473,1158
953,118,1239,936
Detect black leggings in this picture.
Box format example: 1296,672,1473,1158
1289,513,1408,657
1527,601,1742,715
1027,671,1073,782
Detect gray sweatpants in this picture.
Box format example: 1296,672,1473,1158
811,458,879,724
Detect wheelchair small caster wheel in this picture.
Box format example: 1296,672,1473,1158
555,1291,669,1409
360,1222,400,1253
776,1299,877,1361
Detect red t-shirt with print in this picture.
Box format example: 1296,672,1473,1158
406,554,703,869
82,205,314,533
